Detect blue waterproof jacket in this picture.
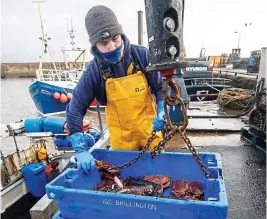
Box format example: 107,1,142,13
247,57,255,66
66,35,163,134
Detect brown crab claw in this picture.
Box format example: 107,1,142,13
94,180,117,191
184,195,198,200
95,160,112,169
100,172,116,180
187,181,204,195
106,166,120,174
173,179,189,193
193,195,201,200
172,190,185,198
95,160,121,180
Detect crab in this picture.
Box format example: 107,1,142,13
172,179,189,198
172,179,204,200
95,160,120,180
120,176,164,196
94,176,164,197
143,175,171,189
94,180,119,192
188,181,204,196
93,161,204,200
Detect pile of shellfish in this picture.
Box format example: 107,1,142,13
93,160,204,200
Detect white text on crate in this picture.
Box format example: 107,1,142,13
102,199,157,210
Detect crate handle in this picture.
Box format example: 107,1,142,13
218,168,223,179
65,171,78,182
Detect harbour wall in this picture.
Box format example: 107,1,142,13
1,62,84,78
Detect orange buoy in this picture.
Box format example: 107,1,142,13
67,92,73,100
83,120,91,127
82,119,91,131
53,92,60,100
59,93,68,103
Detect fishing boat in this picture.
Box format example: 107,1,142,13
180,58,231,102
0,114,107,217
28,4,85,115
28,3,102,115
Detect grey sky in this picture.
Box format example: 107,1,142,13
1,0,266,63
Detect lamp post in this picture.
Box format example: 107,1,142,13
234,31,241,49
244,23,253,55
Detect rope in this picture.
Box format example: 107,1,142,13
217,88,255,110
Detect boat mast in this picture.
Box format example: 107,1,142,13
63,18,76,69
62,18,86,70
33,1,60,75
68,18,75,51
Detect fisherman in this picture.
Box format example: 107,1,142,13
247,55,255,73
46,160,61,183
66,5,166,174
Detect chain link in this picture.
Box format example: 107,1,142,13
151,119,176,158
179,128,211,178
98,130,157,172
116,130,156,169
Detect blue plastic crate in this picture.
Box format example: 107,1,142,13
46,149,228,219
52,211,65,219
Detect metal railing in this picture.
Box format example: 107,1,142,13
36,69,83,82
213,69,259,78
184,77,231,86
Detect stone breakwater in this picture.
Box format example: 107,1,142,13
1,62,85,78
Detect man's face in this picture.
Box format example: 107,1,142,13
96,35,122,53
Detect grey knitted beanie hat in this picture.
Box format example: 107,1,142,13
85,5,123,46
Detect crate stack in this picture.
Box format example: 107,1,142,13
249,88,266,138
241,88,266,152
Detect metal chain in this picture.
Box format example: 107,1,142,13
98,130,156,171
98,74,211,179
158,76,211,178
151,120,176,158
116,130,156,169
179,128,211,178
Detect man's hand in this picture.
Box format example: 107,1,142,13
152,100,166,131
75,151,95,174
70,132,95,174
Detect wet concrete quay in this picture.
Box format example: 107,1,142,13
84,103,266,219
167,144,266,219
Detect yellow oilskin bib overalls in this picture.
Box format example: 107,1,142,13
105,63,163,151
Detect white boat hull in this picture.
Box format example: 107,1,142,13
1,178,28,214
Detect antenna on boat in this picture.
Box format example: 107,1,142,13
33,0,60,75
62,18,87,71
67,18,76,50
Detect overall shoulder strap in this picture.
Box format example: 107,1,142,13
130,45,141,73
95,58,113,81
96,45,142,80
